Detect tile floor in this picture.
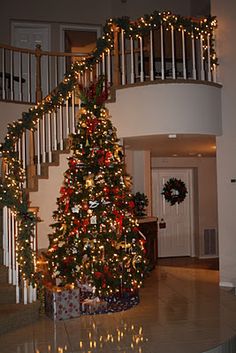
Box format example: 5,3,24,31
1,259,236,353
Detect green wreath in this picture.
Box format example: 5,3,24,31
161,178,188,206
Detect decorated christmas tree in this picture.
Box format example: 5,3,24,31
46,77,146,300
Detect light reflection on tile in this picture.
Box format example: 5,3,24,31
1,263,236,353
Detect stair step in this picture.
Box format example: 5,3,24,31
0,301,40,335
0,283,16,303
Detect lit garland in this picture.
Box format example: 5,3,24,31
0,10,217,284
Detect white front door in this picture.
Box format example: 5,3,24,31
152,168,193,257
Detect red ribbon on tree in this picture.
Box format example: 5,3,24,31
113,210,124,234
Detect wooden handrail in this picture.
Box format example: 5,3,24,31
0,42,90,58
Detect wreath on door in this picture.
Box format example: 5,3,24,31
161,177,188,206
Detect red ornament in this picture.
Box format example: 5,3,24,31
82,218,89,232
68,158,77,168
113,186,119,194
103,186,109,194
94,271,103,279
104,151,113,166
128,200,135,209
82,202,88,210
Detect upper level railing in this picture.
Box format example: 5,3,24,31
0,11,218,304
0,12,218,104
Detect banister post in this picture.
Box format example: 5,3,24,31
113,25,120,87
35,44,43,103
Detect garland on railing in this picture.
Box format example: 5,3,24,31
0,10,218,284
75,10,218,71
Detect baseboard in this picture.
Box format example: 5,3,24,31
219,281,235,288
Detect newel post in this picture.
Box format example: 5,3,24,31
113,25,120,87
35,44,43,103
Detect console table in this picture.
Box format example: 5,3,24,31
138,217,158,270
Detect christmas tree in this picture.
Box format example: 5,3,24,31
46,77,146,299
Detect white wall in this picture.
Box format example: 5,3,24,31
107,83,222,139
152,157,218,257
211,0,236,287
125,150,152,216
1,0,210,46
0,102,32,142
29,152,70,249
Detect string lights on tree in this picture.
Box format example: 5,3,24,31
46,77,147,301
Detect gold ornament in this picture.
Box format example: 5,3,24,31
114,145,123,161
132,254,142,269
124,175,132,188
85,174,94,188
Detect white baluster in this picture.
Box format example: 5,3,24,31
191,34,197,80
59,105,63,150
53,112,57,150
182,29,187,79
42,114,46,163
55,56,58,87
102,52,106,76
12,212,16,285
48,113,52,163
171,26,176,79
72,90,76,134
121,29,126,85
22,132,26,188
8,208,12,283
15,220,20,303
23,279,28,304
107,49,111,85
32,218,37,302
160,24,165,80
212,30,217,83
200,35,205,80
150,30,154,81
27,53,31,102
36,120,41,175
10,50,14,100
207,34,211,82
47,55,50,94
139,36,144,82
28,285,33,304
66,99,70,136
3,206,8,266
130,37,135,84
18,52,22,101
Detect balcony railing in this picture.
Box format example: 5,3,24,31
0,13,218,104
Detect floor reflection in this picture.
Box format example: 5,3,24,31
1,259,236,353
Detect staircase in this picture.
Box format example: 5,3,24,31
0,265,40,335
0,148,71,335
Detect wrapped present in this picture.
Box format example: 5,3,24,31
45,286,80,320
81,296,108,314
78,282,95,303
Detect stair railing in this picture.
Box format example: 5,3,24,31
0,12,218,304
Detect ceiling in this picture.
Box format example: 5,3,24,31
123,134,216,158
